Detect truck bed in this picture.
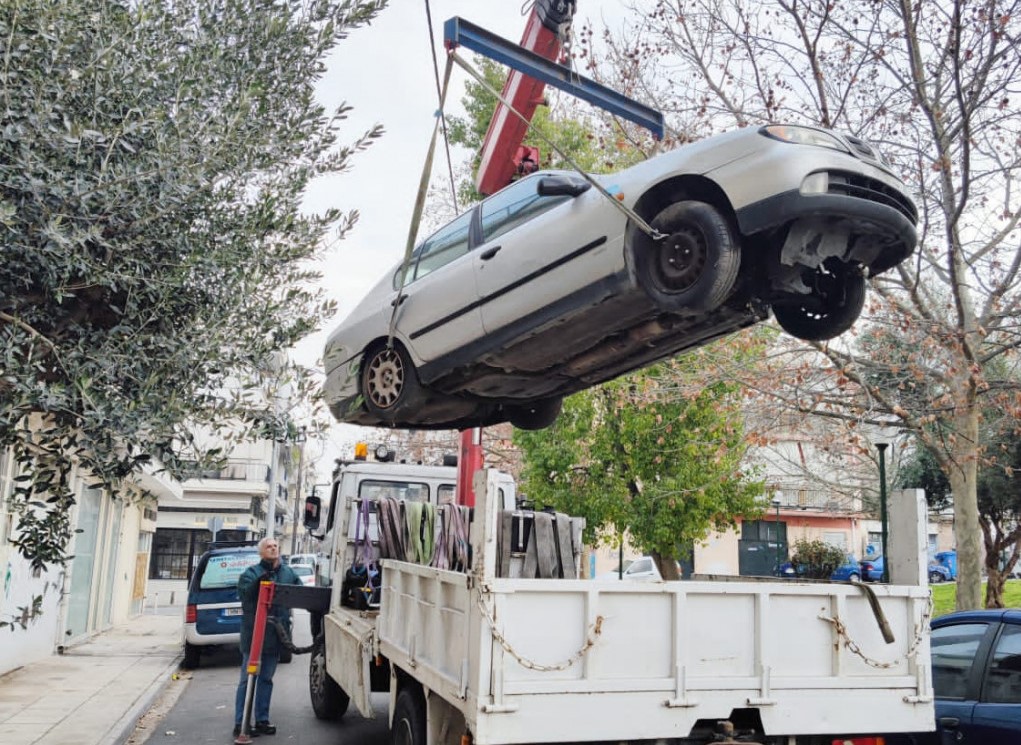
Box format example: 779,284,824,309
377,561,933,744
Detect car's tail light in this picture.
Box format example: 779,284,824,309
185,604,197,623
832,738,885,745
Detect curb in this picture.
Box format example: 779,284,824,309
110,653,183,745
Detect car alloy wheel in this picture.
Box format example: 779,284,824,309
361,343,423,421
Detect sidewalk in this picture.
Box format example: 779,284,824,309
0,609,183,745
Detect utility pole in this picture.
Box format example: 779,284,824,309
265,439,279,540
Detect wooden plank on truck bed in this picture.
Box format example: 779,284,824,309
534,512,559,578
555,512,576,579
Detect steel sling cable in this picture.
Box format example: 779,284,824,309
447,51,665,242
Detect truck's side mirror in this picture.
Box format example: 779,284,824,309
304,495,322,530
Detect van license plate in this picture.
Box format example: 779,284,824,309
223,608,244,616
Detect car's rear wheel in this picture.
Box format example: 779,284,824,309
506,397,562,430
772,260,866,341
848,572,860,583
310,636,349,720
182,642,200,669
929,570,944,584
361,342,424,423
631,200,741,312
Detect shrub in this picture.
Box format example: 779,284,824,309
791,539,847,580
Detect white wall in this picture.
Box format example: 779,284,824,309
0,542,64,675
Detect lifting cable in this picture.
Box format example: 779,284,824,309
448,51,665,241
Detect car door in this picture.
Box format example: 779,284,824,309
928,621,996,745
472,173,621,337
968,619,1021,744
392,209,483,364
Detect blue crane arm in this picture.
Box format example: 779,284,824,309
443,16,664,140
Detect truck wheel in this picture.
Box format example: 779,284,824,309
629,200,740,312
392,686,426,745
182,642,200,669
310,636,349,720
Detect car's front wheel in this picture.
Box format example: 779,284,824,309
361,342,424,423
929,570,944,584
506,397,563,430
630,200,741,312
772,260,866,341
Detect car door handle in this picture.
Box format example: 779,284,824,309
938,716,960,729
390,294,407,307
480,246,502,260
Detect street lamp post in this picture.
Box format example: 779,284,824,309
290,428,307,556
772,496,782,575
876,442,890,583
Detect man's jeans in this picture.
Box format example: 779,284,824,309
235,648,279,725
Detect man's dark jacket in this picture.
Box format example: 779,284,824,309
238,558,301,656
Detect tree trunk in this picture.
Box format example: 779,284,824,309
651,551,681,581
985,566,1005,609
948,406,982,611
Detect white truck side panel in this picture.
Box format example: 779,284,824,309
379,566,933,744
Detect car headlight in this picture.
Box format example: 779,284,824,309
762,124,849,153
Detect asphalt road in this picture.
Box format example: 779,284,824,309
152,610,390,745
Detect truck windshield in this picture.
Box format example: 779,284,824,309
359,480,431,503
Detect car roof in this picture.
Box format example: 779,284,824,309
932,609,1021,627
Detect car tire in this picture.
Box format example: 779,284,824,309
630,200,741,312
310,636,349,720
929,570,944,584
848,573,860,583
361,342,424,423
772,260,866,341
392,686,427,745
506,397,563,430
182,642,201,669
279,648,293,664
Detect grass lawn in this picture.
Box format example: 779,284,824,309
931,579,1021,617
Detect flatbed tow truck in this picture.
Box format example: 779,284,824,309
258,5,936,745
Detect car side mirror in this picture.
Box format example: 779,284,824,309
303,496,322,530
537,175,591,198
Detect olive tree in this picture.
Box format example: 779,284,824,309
0,0,386,572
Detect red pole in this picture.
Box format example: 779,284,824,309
456,428,483,507
234,581,275,744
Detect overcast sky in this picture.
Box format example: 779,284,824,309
295,1,630,482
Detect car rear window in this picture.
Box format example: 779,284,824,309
199,552,261,589
291,565,313,577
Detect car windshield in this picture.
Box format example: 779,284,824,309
199,552,261,589
291,565,313,577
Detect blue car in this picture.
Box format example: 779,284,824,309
887,609,1021,744
861,555,953,583
183,544,262,669
776,555,862,582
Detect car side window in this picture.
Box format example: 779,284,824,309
931,623,989,699
629,558,653,575
412,211,473,283
480,176,570,244
984,623,1021,704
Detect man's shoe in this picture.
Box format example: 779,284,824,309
233,724,260,738
254,722,276,736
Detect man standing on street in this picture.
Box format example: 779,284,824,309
234,537,299,738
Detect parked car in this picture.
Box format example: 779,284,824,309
776,555,862,582
861,554,952,583
291,563,316,587
886,609,1021,744
288,553,318,570
596,556,680,581
323,124,917,431
183,544,262,669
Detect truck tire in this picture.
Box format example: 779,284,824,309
309,636,349,720
182,642,200,669
392,686,426,745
